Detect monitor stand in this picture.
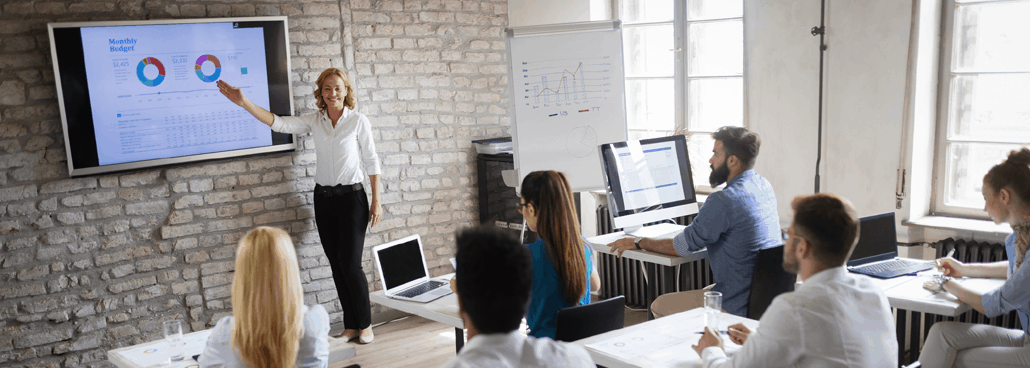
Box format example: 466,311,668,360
623,223,686,239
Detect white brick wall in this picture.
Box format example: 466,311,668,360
0,0,509,366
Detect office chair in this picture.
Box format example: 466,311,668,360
555,296,626,342
746,245,796,320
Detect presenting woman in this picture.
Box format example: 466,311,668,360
199,226,329,368
919,148,1030,367
218,68,381,343
519,170,601,339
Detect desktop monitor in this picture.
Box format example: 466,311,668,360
846,212,898,267
598,135,699,236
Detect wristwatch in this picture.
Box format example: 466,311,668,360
634,237,642,250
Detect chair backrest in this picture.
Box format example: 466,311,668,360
747,245,796,320
555,295,626,342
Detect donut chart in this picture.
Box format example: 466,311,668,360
136,57,165,87
194,54,221,82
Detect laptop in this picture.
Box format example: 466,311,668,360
372,234,452,303
847,212,933,279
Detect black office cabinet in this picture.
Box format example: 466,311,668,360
476,153,537,244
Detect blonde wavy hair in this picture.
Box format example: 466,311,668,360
231,226,305,368
314,68,357,112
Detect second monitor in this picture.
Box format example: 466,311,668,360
598,135,699,238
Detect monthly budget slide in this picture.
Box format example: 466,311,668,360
80,22,272,166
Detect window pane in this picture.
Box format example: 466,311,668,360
687,77,743,131
952,2,1030,72
947,74,1030,142
688,0,743,20
624,24,675,77
625,78,675,132
943,142,1026,209
687,20,744,76
620,0,674,23
687,133,715,188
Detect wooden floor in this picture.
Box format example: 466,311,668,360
331,306,649,368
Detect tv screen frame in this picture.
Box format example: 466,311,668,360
48,16,296,177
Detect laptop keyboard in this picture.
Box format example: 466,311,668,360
396,280,446,298
852,259,933,278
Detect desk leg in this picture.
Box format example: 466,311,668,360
660,265,677,295
908,311,920,366
455,327,464,354
896,308,906,367
645,263,657,308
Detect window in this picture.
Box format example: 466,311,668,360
933,0,1030,217
617,0,744,190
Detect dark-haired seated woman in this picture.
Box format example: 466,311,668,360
919,148,1030,368
199,227,329,368
519,170,601,340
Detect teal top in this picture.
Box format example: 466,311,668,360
526,237,593,339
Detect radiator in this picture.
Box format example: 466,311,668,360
595,204,714,309
899,237,1017,364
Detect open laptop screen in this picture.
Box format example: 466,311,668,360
846,212,898,267
377,239,427,290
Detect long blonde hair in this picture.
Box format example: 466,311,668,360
231,227,305,368
520,171,587,303
314,68,357,112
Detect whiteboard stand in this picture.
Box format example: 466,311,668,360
505,20,629,193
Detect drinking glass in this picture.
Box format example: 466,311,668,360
162,320,185,363
704,291,722,330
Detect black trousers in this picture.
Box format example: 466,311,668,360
313,187,371,330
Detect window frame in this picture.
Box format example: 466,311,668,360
930,0,1030,219
614,0,747,194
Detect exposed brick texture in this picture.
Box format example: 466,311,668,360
0,0,509,366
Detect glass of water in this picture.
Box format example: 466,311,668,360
163,320,185,363
704,291,722,330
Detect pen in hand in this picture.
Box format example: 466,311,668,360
696,330,729,335
935,249,956,272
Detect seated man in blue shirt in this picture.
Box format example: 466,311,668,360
610,126,781,317
442,226,594,368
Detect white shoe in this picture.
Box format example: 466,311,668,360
358,328,374,344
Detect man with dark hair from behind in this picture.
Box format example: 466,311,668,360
692,193,897,367
440,226,595,368
610,126,781,318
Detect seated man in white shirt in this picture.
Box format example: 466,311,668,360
441,226,595,368
692,193,898,368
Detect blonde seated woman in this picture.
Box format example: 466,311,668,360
199,227,330,368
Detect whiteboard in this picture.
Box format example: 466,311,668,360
506,21,628,191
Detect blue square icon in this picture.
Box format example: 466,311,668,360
241,67,248,75
117,114,121,117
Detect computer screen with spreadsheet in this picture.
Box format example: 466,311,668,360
598,135,699,233
49,17,296,177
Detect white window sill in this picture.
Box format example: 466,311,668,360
903,216,1012,237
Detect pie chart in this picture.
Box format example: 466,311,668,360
566,125,597,158
195,54,221,82
136,57,165,87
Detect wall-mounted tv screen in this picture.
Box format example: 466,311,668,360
48,16,295,177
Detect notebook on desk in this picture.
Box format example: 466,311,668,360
847,212,933,279
372,234,451,303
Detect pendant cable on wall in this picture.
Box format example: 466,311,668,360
812,0,827,193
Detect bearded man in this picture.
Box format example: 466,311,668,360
611,126,781,317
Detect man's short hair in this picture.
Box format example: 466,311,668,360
712,126,761,169
455,226,532,334
791,193,860,267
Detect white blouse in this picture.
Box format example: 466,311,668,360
270,108,381,186
198,304,330,368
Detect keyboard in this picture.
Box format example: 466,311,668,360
396,280,446,298
850,259,933,279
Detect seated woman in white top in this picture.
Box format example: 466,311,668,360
199,226,330,368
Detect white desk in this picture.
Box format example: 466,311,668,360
368,273,464,352
574,307,759,368
588,232,708,309
107,328,355,368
